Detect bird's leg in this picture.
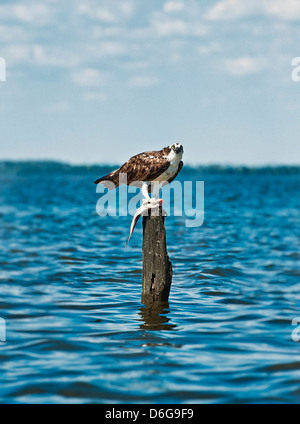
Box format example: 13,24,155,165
141,182,151,203
152,182,162,202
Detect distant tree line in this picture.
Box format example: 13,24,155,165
0,160,299,177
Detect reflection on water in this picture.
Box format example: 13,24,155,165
139,302,177,331
0,170,300,404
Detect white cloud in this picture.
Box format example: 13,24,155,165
206,0,300,21
0,25,31,43
205,0,258,21
0,1,297,96
77,1,134,23
151,14,207,38
263,0,300,20
77,4,117,23
71,68,107,87
98,42,129,56
91,26,126,39
2,44,32,65
33,45,80,68
224,56,267,77
87,41,129,58
150,4,208,38
118,2,135,17
152,17,188,36
0,3,55,25
196,42,220,56
163,2,185,13
3,44,81,68
128,76,160,88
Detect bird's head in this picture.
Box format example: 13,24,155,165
170,143,184,155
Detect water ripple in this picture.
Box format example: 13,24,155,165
0,173,299,404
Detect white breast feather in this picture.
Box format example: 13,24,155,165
153,150,182,183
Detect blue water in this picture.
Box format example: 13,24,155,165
0,165,299,404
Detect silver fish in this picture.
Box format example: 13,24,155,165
125,199,167,247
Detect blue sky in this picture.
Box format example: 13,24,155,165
0,0,300,165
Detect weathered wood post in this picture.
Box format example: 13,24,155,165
142,207,173,304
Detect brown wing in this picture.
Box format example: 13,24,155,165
167,161,183,184
120,151,170,184
94,148,170,186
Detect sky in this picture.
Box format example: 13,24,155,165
0,0,300,165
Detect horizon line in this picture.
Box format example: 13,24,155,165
0,158,300,168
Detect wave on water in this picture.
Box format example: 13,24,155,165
0,160,299,404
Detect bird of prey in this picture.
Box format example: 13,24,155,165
94,143,184,202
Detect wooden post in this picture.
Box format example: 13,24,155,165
142,207,173,304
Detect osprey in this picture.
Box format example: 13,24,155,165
94,143,184,202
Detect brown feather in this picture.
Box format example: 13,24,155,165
94,147,172,187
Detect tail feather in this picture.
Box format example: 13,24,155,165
94,174,113,184
94,170,120,188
